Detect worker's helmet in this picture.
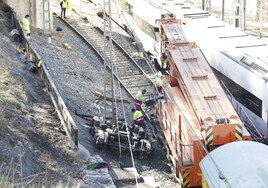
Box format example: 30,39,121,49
142,89,146,94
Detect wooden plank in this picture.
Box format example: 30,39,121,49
191,75,208,80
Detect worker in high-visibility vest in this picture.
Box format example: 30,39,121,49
60,0,68,18
134,89,146,110
155,77,163,94
22,14,30,39
131,108,145,133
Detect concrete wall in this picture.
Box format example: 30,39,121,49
7,0,30,23
6,0,52,32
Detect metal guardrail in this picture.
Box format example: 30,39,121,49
9,6,79,147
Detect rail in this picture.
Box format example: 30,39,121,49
9,6,78,147
58,15,159,138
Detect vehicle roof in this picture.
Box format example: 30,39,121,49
200,141,268,188
129,0,170,24
159,0,268,80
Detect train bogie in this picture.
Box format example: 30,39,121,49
88,116,152,158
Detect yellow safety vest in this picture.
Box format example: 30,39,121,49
22,17,30,34
62,0,68,8
133,110,143,120
156,78,163,86
135,90,144,101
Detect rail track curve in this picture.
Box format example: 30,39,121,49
57,14,162,139
59,16,157,99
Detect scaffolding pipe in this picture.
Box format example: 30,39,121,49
243,0,246,31
259,0,263,37
222,0,225,21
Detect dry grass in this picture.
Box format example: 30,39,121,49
0,170,82,188
0,153,81,188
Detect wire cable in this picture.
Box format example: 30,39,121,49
113,51,140,188
108,7,139,186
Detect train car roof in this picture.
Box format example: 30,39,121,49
154,0,268,80
129,0,169,24
157,0,208,18
185,16,268,57
164,4,268,81
200,141,268,187
156,0,268,59
186,16,268,80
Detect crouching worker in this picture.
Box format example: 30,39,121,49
134,89,146,110
131,108,145,134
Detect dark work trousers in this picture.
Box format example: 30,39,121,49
61,8,66,18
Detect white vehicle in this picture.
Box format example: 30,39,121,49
200,141,268,187
118,0,171,68
109,0,268,137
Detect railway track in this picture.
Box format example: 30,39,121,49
57,15,161,138
60,16,156,95
6,1,182,186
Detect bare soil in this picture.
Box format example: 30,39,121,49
0,10,83,187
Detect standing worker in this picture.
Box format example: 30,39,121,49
22,14,30,40
155,77,163,94
131,108,145,133
60,0,68,18
134,89,146,110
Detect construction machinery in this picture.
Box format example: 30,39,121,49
155,14,251,187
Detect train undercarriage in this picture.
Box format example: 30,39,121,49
75,109,152,159
89,117,152,159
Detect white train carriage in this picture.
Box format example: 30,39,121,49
92,0,168,66
200,141,268,188
119,0,170,64
112,0,268,137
